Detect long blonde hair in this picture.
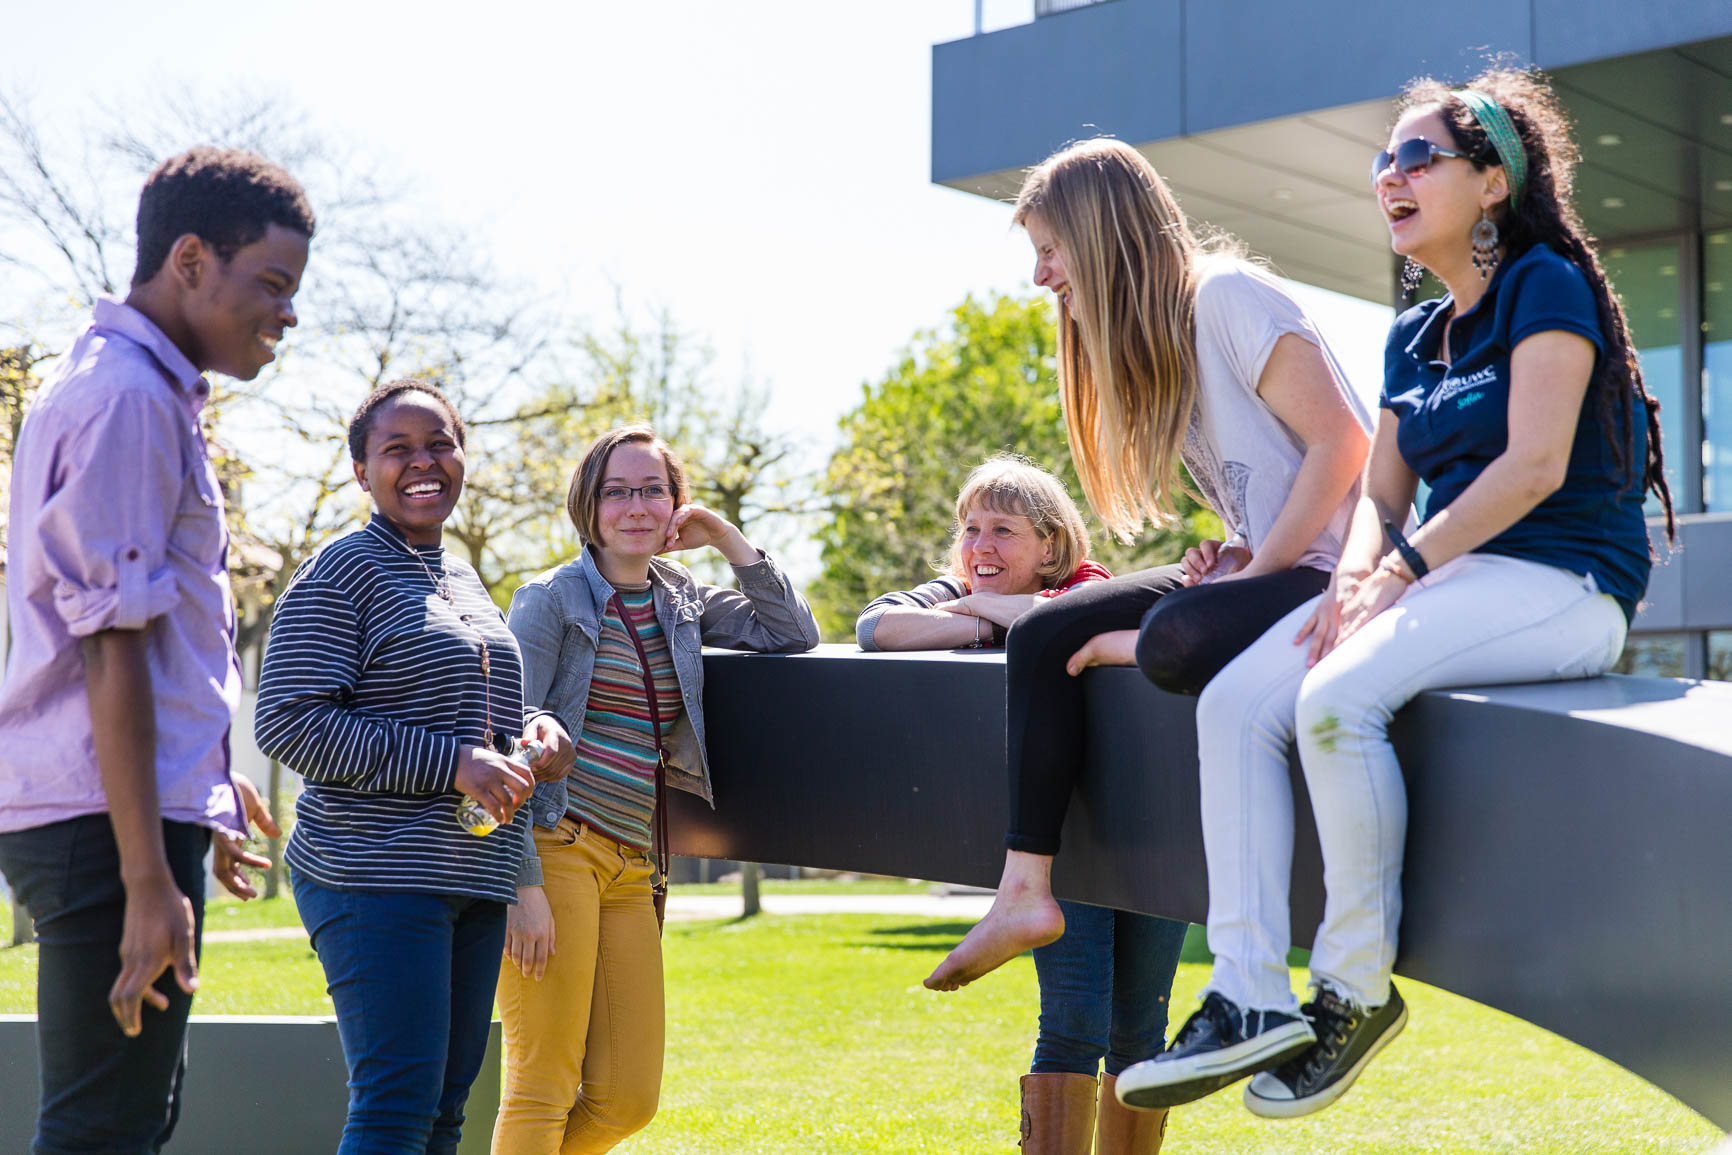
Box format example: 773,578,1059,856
1014,138,1210,542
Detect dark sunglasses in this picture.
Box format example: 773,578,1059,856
1370,138,1471,185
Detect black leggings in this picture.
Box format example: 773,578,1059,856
1003,564,1331,855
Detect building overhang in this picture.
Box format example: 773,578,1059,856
933,1,1732,302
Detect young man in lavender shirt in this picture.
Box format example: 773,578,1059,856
0,148,314,1153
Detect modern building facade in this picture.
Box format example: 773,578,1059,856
933,0,1732,679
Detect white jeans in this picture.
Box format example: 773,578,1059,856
1195,552,1628,1012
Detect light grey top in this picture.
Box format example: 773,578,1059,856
1183,258,1374,571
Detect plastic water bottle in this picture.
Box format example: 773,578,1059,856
456,738,545,836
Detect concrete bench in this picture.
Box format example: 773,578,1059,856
0,1015,500,1154
675,645,1732,1128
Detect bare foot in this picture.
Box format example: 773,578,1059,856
1066,629,1139,676
924,887,1065,991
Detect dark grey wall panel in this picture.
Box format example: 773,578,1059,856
931,0,1181,185
1681,515,1732,628
1636,523,1687,630
1633,515,1732,633
1533,1,1732,69
1181,0,1531,134
680,647,1732,1127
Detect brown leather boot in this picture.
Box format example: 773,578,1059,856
1019,1072,1099,1154
1095,1073,1168,1154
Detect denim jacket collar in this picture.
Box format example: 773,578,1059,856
571,546,702,638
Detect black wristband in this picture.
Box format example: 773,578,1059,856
990,621,1007,647
1383,519,1430,580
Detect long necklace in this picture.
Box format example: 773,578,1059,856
390,531,495,750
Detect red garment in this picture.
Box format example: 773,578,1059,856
1039,559,1114,597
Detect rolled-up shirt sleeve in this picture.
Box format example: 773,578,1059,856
37,390,186,636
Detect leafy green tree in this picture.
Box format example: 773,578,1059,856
810,293,1221,640
483,302,808,605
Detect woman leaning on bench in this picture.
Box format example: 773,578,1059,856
858,455,1181,1153
1115,67,1676,1120
493,424,819,1154
925,138,1374,1013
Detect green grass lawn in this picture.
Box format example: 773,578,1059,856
671,875,946,897
0,903,1719,1153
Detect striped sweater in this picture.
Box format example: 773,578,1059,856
255,517,539,904
854,560,1115,651
565,585,681,849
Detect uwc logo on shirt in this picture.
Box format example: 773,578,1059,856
1434,365,1498,409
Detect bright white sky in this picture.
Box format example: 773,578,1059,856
9,0,1391,456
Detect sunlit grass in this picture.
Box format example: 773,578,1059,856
0,904,1719,1153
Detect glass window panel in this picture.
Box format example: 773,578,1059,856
1612,633,1688,678
1704,232,1732,511
1603,243,1685,515
1709,632,1732,683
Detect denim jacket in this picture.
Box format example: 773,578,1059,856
505,545,820,886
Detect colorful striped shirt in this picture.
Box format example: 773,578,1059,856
566,585,682,849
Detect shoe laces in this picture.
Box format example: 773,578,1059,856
1301,986,1360,1066
1175,992,1238,1047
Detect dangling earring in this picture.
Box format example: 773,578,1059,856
1400,258,1425,296
1471,210,1500,280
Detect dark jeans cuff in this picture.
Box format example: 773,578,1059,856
1004,832,1061,856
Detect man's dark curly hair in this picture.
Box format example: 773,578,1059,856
347,379,468,463
1399,67,1676,545
132,146,316,285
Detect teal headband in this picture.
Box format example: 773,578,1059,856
1453,89,1528,209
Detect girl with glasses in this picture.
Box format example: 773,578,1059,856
1116,67,1674,1120
492,423,819,1154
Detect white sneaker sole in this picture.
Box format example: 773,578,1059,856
1117,1019,1316,1110
1243,1001,1410,1119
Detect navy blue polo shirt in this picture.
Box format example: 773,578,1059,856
1380,243,1650,621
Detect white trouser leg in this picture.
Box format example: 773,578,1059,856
1195,595,1323,1014
1295,554,1627,1007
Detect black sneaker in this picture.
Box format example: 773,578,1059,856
1115,992,1316,1110
1243,982,1408,1118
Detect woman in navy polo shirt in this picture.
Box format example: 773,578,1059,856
1115,68,1675,1121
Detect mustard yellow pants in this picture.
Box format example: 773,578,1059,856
492,818,664,1155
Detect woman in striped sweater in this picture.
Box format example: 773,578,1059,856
493,424,819,1154
256,379,574,1154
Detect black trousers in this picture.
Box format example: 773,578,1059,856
1003,564,1331,855
0,815,211,1155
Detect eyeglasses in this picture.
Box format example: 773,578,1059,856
599,484,674,504
1370,138,1472,185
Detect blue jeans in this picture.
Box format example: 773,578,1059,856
0,815,210,1155
1032,900,1188,1078
292,876,506,1155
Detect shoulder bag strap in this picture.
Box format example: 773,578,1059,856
610,593,672,891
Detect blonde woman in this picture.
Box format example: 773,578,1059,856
860,455,1183,1152
926,139,1374,1010
856,455,1110,652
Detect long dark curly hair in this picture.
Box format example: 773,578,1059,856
1398,67,1676,543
